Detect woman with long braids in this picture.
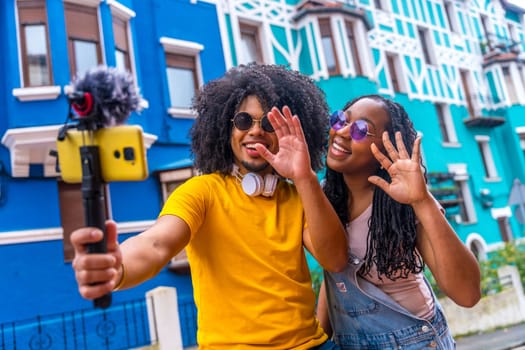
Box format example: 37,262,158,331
316,94,480,349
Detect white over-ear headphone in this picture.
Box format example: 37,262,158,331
232,165,279,197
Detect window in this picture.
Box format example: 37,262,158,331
468,236,486,261
108,0,136,74
386,53,405,93
475,136,498,179
159,167,195,202
444,1,460,33
113,16,131,72
497,216,513,242
418,27,436,66
161,37,203,117
166,54,197,110
436,103,457,144
480,14,495,51
456,179,475,224
345,21,363,76
17,0,52,86
319,18,340,76
64,2,103,78
448,164,477,224
480,14,491,39
159,167,195,273
507,23,520,53
239,22,263,64
502,66,519,105
58,181,110,262
460,70,478,118
373,0,390,11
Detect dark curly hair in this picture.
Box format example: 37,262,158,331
323,94,427,280
190,63,329,174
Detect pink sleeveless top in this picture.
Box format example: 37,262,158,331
347,204,435,319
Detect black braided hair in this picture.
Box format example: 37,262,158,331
323,94,427,280
190,63,329,174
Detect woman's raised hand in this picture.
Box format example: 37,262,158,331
368,131,430,205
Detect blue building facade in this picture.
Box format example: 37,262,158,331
0,0,225,333
2,0,525,348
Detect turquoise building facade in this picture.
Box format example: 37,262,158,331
1,0,525,348
218,0,525,258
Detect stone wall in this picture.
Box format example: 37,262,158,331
440,266,525,336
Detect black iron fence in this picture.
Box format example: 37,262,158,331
0,296,197,350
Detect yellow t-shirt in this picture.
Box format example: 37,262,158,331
159,173,327,349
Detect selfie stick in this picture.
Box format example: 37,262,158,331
82,143,111,309
68,93,112,309
64,66,140,309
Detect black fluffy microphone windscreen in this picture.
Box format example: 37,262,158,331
70,65,141,128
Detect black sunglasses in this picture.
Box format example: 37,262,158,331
231,112,275,133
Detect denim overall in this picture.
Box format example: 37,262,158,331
324,254,456,350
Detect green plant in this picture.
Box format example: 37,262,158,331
311,265,324,300
426,241,525,298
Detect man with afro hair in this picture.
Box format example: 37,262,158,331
70,64,348,349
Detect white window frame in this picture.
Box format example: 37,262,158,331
63,0,106,77
236,20,267,65
418,26,437,66
159,167,195,202
502,64,525,105
436,103,459,146
475,135,499,180
13,0,61,101
317,17,340,77
159,166,195,273
107,1,147,110
160,37,204,118
516,126,525,151
385,52,407,94
342,18,373,78
108,0,136,73
317,16,373,79
448,163,477,224
374,0,392,11
444,1,460,33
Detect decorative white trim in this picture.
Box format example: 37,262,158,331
106,0,136,19
465,232,488,260
474,135,490,142
448,163,468,178
1,125,157,178
442,142,461,148
0,220,155,245
516,126,525,134
143,132,158,147
160,37,204,55
139,98,150,110
12,86,62,102
167,107,197,119
491,206,512,219
1,125,63,177
116,220,155,234
63,0,102,7
0,227,63,245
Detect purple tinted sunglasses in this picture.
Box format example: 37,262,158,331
329,110,375,141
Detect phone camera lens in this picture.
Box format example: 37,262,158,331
123,147,136,161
